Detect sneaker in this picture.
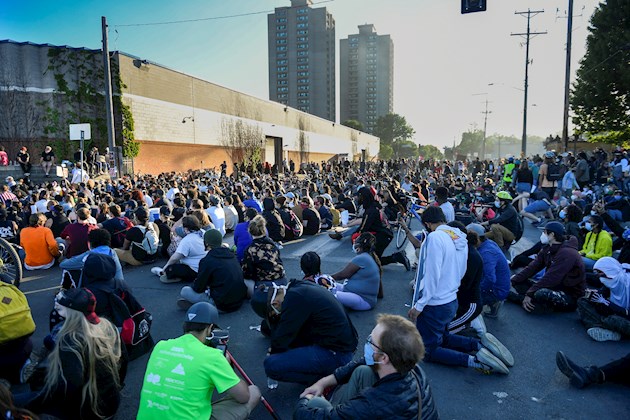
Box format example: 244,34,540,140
176,298,193,310
151,267,164,276
397,252,411,271
474,348,509,375
329,232,343,240
480,333,514,367
555,351,602,388
159,274,181,284
587,327,621,342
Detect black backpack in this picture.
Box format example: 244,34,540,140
546,163,561,182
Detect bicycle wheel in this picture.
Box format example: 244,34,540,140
0,237,23,288
395,224,408,249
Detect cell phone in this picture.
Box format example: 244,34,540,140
216,344,227,356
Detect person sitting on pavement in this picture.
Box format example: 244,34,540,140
481,191,520,249
223,195,239,232
603,189,630,222
157,215,206,284
59,206,98,258
579,214,613,271
178,229,247,312
243,190,262,212
467,223,511,318
114,206,159,266
99,204,134,249
153,205,172,258
19,213,61,270
519,189,553,226
294,314,438,420
137,302,261,420
262,197,285,242
21,288,126,420
559,203,585,249
242,215,288,302
510,221,586,313
60,228,124,283
315,196,334,231
330,232,382,310
44,203,70,239
446,221,484,334
264,279,358,385
577,257,630,342
299,251,336,290
408,206,513,374
0,207,19,244
300,196,322,235
435,186,455,223
234,207,257,263
276,196,303,241
206,195,226,237
556,351,630,389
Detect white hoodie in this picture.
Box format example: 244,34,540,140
413,224,468,312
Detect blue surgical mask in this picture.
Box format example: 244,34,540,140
494,201,501,208
559,210,567,220
585,222,593,231
363,342,383,366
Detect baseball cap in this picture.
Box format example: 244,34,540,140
540,221,565,236
186,302,219,325
57,288,100,324
466,223,486,237
159,205,171,217
203,229,223,248
285,192,295,199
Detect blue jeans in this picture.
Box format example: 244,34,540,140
607,209,623,221
264,345,353,385
415,300,480,367
582,257,596,271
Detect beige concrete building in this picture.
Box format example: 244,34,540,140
0,40,379,175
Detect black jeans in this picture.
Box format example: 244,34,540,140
601,353,630,386
577,298,630,336
513,280,577,311
19,162,32,174
165,263,197,282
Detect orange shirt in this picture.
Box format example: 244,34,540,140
20,226,60,267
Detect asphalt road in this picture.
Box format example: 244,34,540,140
19,220,630,420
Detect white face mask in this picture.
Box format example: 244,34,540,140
494,201,501,208
540,232,549,245
352,245,359,254
559,210,566,220
571,195,577,201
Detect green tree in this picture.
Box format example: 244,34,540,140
341,119,365,132
417,144,444,160
571,0,630,144
456,129,485,156
373,113,415,156
379,144,393,160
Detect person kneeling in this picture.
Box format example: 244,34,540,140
264,279,358,385
294,314,439,420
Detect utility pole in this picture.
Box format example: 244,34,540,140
512,10,547,157
559,0,582,152
481,98,492,160
101,16,118,177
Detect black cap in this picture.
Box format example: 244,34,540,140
82,253,117,281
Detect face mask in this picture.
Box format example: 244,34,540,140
363,342,383,366
585,222,593,231
590,210,598,216
614,195,622,200
494,201,501,208
352,245,359,254
559,210,566,220
540,232,549,245
570,195,577,201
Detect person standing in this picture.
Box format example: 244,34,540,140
137,302,260,419
408,206,513,374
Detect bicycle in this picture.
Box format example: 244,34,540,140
0,237,23,288
395,196,426,250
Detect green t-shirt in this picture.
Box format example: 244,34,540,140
137,334,240,419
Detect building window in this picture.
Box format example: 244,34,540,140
297,57,308,63
297,22,308,28
297,51,308,57
277,31,287,38
298,106,309,112
278,93,288,99
277,17,287,23
297,36,307,42
297,8,308,14
297,71,309,77
276,39,287,45
297,64,308,70
298,78,309,84
278,73,288,79
297,30,308,35
276,25,286,30
278,80,287,85
298,43,308,50
297,15,308,21
276,46,287,51
277,87,288,92
349,36,358,42
277,59,288,65
298,92,309,97
277,66,288,72
298,85,309,91
298,99,309,105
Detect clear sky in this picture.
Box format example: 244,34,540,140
1,0,601,150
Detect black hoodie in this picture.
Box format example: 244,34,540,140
194,246,247,312
262,197,285,242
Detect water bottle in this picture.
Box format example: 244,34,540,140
267,377,278,390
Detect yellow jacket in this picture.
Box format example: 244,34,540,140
580,230,613,261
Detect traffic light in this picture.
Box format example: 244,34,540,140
461,0,487,14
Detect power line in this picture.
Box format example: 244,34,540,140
113,0,335,28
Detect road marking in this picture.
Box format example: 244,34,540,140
23,285,59,295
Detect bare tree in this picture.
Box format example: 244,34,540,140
220,117,264,167
297,115,310,164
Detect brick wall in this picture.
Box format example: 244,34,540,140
134,141,231,174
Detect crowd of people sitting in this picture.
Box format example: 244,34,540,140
0,149,629,419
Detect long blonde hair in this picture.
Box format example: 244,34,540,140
44,307,121,418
